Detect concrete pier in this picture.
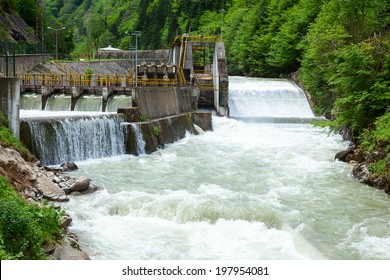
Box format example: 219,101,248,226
0,78,20,138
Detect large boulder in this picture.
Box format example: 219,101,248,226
35,174,68,202
69,176,90,192
60,162,78,171
52,237,90,260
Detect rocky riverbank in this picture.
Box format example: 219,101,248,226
0,144,93,259
334,138,390,194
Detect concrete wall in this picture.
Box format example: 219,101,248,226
0,54,53,75
213,42,229,116
134,86,195,119
0,78,20,138
125,113,195,155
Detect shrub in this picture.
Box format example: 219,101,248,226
0,113,34,161
153,126,159,137
0,177,63,259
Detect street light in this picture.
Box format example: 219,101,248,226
131,31,141,88
219,9,225,40
47,26,66,60
125,31,131,60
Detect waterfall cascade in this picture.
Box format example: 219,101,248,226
20,93,132,112
45,94,72,111
20,93,42,110
26,115,127,165
129,123,146,155
74,95,103,112
106,95,132,112
229,77,315,122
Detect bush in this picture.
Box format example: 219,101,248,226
0,177,63,259
0,113,34,161
153,126,159,137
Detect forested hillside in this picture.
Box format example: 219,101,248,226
1,0,390,177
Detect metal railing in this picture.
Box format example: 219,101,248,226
18,73,180,88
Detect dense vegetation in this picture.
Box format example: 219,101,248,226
0,114,63,259
0,0,389,172
0,113,34,161
0,177,63,259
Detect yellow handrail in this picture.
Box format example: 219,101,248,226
18,73,179,88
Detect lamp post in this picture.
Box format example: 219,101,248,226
219,9,225,40
47,26,66,60
131,31,141,88
125,31,131,60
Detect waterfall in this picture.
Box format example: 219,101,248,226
45,94,72,111
74,95,103,112
130,123,146,155
20,93,42,110
106,95,132,112
26,115,126,165
229,77,315,122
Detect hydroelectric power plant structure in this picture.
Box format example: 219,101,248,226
4,35,227,164
18,35,229,116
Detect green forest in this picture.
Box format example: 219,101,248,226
1,0,390,171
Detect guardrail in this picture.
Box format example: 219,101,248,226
19,73,220,91
19,73,179,88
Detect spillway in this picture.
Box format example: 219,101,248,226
24,114,127,165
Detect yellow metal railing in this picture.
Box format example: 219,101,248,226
19,72,220,90
19,73,178,88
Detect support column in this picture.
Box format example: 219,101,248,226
0,78,20,138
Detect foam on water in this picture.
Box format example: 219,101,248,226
61,77,390,260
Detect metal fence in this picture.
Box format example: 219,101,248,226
0,41,48,55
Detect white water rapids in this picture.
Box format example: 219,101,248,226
51,77,390,260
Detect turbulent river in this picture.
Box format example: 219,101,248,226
38,77,390,260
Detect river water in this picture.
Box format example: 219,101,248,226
56,77,390,260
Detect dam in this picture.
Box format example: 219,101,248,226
18,35,229,116
9,36,224,165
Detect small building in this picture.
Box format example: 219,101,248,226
94,45,123,59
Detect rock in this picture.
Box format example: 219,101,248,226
46,171,55,178
366,150,387,163
339,126,353,141
42,241,56,254
28,173,37,181
386,157,390,170
69,176,90,192
62,186,71,194
82,183,100,194
52,237,90,260
346,153,356,163
60,162,78,171
335,149,354,162
60,214,72,229
354,148,365,163
52,176,62,184
352,163,376,187
35,174,68,202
